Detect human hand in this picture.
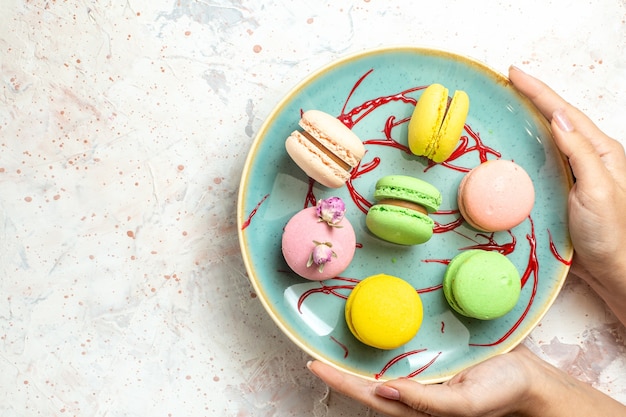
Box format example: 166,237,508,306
308,344,540,417
309,342,626,417
509,66,626,326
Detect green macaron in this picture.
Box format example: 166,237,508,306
365,175,442,245
443,249,521,320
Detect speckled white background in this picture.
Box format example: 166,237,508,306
1,0,626,416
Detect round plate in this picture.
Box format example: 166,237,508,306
237,46,573,383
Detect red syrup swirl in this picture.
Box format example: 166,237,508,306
375,349,443,380
296,277,359,313
548,229,573,266
330,336,349,358
433,209,465,234
304,177,317,208
241,193,269,230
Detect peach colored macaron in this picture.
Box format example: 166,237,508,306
457,160,535,232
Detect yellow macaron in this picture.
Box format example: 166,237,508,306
345,274,423,350
408,83,469,163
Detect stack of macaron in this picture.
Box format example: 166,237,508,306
408,83,470,163
279,88,534,350
285,109,366,188
365,175,442,245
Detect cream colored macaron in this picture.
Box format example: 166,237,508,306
285,110,365,188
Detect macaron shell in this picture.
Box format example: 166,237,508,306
281,207,356,280
432,90,469,163
365,204,434,245
299,110,365,167
345,274,423,350
457,160,535,232
285,131,349,188
408,83,447,158
373,175,442,213
407,84,469,163
443,250,521,320
442,250,476,315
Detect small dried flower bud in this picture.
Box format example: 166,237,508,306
316,197,346,227
307,241,337,272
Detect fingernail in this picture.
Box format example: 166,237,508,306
553,109,574,132
375,384,400,400
306,360,313,370
510,64,525,73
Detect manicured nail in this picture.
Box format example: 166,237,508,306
375,384,400,400
553,109,574,132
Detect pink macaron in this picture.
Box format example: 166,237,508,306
457,160,535,232
281,197,356,281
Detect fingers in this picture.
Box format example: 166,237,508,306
508,65,568,120
508,66,603,139
306,361,427,417
510,65,626,187
378,378,470,416
551,109,614,190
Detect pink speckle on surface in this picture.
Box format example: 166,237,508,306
2,0,626,415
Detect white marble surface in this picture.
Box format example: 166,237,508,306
2,0,626,415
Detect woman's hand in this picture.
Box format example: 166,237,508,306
308,68,626,417
308,344,537,417
509,66,626,326
309,343,626,417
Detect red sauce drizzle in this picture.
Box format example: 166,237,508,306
433,210,465,234
459,229,517,256
375,349,442,379
548,229,572,265
375,349,426,379
297,277,359,313
406,351,442,379
305,178,317,208
330,336,349,358
241,193,269,230
417,284,443,294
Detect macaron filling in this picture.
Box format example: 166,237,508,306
298,129,351,172
373,184,441,213
365,175,442,245
376,198,428,215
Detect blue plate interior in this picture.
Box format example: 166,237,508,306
237,47,573,383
